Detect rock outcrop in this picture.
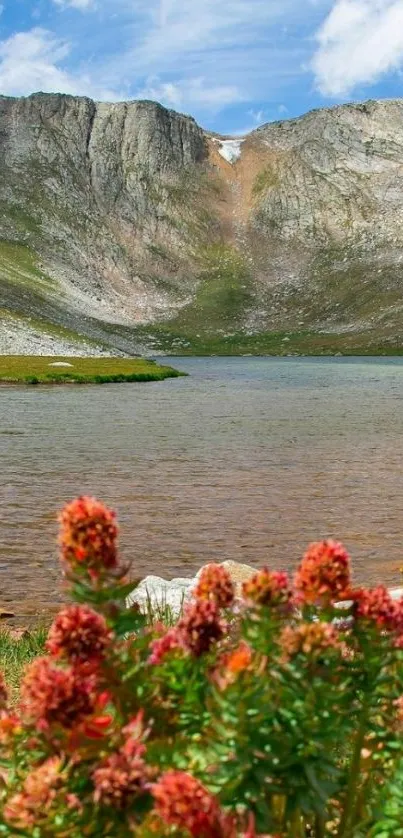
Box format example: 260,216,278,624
2,94,403,354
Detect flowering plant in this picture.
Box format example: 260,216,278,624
0,501,402,837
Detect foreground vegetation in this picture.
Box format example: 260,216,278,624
0,356,184,385
0,499,402,836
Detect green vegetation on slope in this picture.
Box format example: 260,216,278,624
0,356,184,384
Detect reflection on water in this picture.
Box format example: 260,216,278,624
1,356,403,622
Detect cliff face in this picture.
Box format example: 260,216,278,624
2,93,403,355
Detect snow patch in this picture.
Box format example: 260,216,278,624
213,138,244,164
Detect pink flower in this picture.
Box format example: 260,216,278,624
294,540,351,605
148,627,183,665
193,564,235,608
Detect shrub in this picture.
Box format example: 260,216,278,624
0,503,401,836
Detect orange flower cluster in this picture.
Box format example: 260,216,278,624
59,496,118,574
193,563,235,608
294,540,351,605
280,622,344,661
20,657,99,730
242,569,291,608
4,756,64,830
152,770,225,837
46,604,113,663
213,641,253,690
178,600,226,658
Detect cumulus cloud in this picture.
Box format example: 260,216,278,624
0,28,119,100
312,0,403,95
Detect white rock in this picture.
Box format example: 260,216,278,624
48,362,74,367
127,575,195,617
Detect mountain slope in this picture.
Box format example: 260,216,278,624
2,94,403,354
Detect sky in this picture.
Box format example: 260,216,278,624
1,1,403,135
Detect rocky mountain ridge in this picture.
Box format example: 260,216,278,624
2,93,403,355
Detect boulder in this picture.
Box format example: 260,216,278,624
127,560,257,618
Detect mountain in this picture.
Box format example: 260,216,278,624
2,93,403,355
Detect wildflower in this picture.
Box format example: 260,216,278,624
93,744,149,808
20,657,97,729
0,713,21,745
59,496,118,573
4,756,64,830
225,641,253,674
152,770,224,837
213,641,253,690
193,563,235,608
353,586,403,632
294,540,351,605
280,622,344,661
178,600,225,657
47,604,113,663
148,626,183,665
242,569,291,608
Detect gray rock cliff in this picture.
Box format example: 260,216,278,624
2,94,403,354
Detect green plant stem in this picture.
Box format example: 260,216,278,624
315,813,326,838
289,807,304,837
338,701,369,838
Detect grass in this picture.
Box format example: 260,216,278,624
0,356,185,385
0,627,47,702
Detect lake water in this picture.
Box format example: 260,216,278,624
1,356,403,623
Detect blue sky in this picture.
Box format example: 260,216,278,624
1,1,403,134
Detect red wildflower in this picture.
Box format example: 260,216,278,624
178,600,226,657
242,569,291,608
59,496,118,573
20,657,98,729
47,604,113,663
152,770,224,837
93,744,149,808
280,622,344,661
4,756,64,830
193,563,235,608
148,627,183,665
353,587,403,632
294,540,351,605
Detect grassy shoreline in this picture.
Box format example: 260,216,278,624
0,356,185,385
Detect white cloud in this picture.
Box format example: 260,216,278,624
312,0,403,95
137,76,243,111
53,0,94,9
0,28,119,100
